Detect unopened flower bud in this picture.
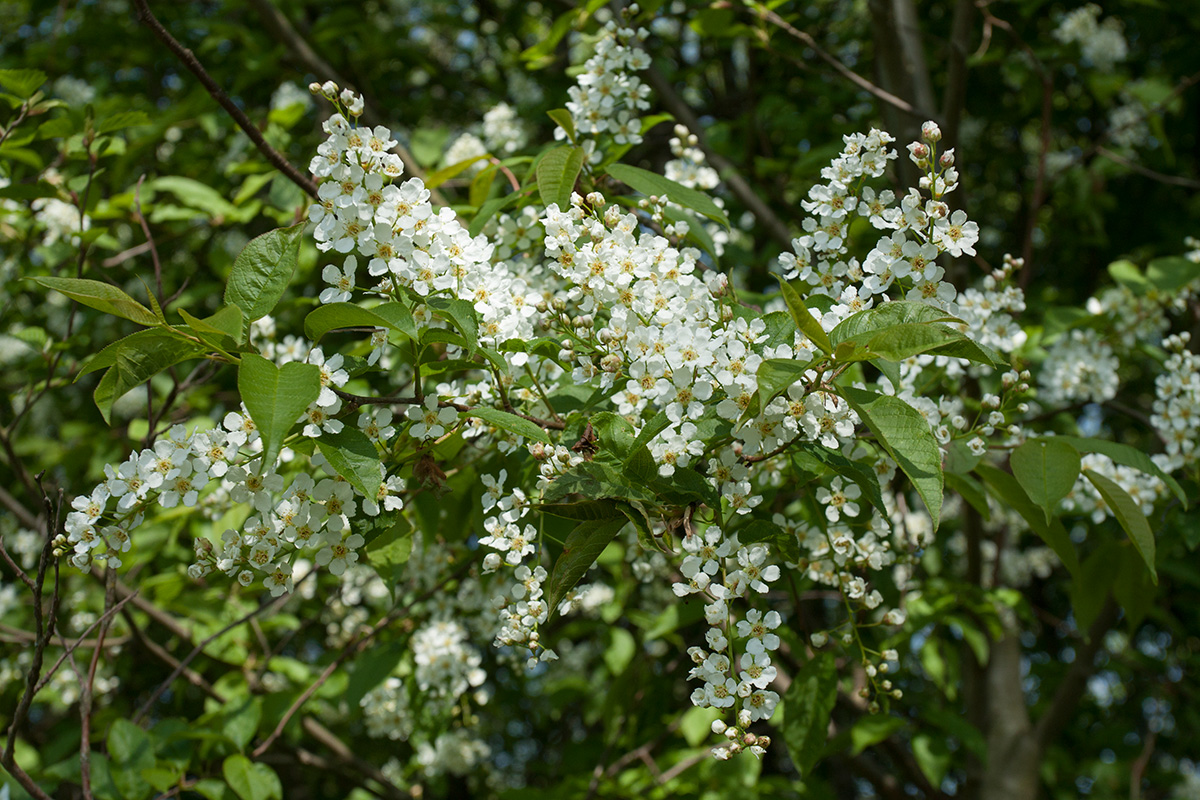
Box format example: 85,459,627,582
922,120,942,142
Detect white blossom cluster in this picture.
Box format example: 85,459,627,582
672,525,780,759
557,22,652,153
1037,328,1120,406
779,121,975,319
1151,333,1200,471
1053,3,1129,72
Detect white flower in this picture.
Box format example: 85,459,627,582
406,396,458,440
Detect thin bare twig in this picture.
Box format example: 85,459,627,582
131,0,318,200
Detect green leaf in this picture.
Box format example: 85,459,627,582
315,427,382,499
219,697,262,752
780,281,832,355
547,517,627,616
108,719,153,766
547,109,576,143
364,516,414,571
222,755,282,800
1082,468,1157,584
756,358,811,406
829,301,961,345
841,386,943,527
427,295,479,354
1145,256,1200,294
1057,436,1187,507
86,330,207,423
1108,259,1151,295
469,191,522,237
149,176,240,221
0,68,47,99
912,734,952,787
1010,438,1081,522
32,276,159,326
179,304,245,349
466,407,552,444
780,651,837,777
425,154,492,188
536,145,584,210
536,500,625,521
736,518,800,563
603,627,636,675
345,641,404,709
237,353,321,468
223,223,305,323
792,441,887,518
1071,541,1121,632
97,110,151,134
849,715,905,756
975,463,1080,577
304,301,415,343
604,162,729,227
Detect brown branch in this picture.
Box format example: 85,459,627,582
242,0,445,205
941,0,975,152
132,571,310,723
133,174,164,304
79,566,116,800
131,0,318,200
642,66,794,251
33,591,138,693
750,3,939,122
1096,147,1200,190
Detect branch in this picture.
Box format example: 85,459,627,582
242,0,445,205
750,3,939,122
131,0,319,200
642,66,794,251
1096,147,1200,190
941,0,975,152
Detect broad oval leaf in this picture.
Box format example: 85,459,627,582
315,426,382,499
975,463,1080,577
304,301,415,343
237,353,321,468
1010,438,1081,522
841,386,943,527
224,222,305,323
829,301,961,346
780,651,837,777
547,517,627,617
1058,436,1187,508
222,755,281,800
1082,468,1157,584
86,330,208,423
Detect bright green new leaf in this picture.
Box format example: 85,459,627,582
536,145,584,210
841,386,943,527
1010,438,1081,522
604,162,729,227
425,154,492,188
547,108,576,143
315,427,382,499
222,755,282,800
427,295,479,354
850,714,906,755
0,68,47,99
303,301,415,343
237,353,320,468
223,222,305,323
780,281,833,355
466,407,553,444
33,276,160,327
1083,468,1157,584
88,330,208,423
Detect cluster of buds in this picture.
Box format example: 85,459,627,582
308,80,364,116
711,716,772,760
